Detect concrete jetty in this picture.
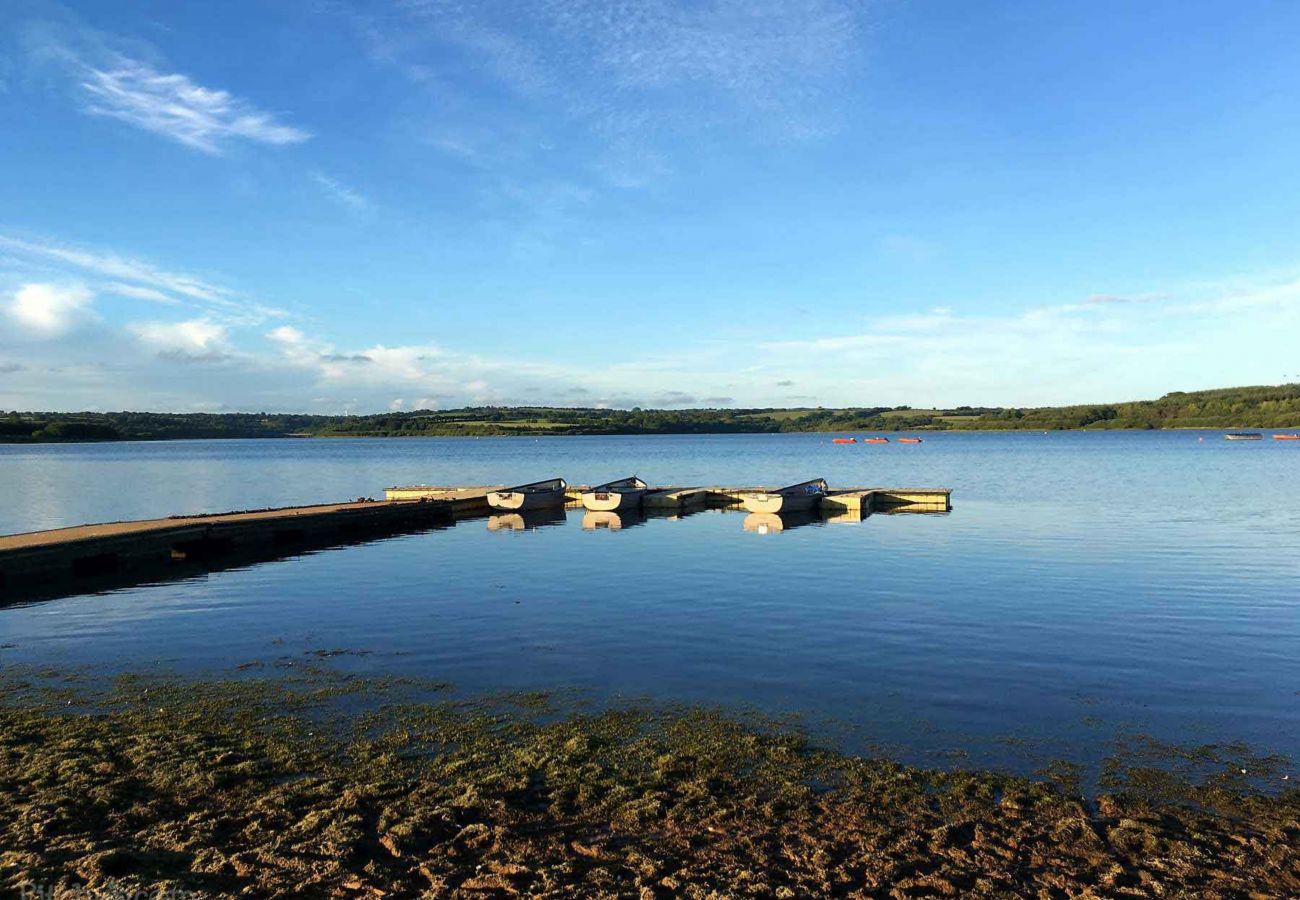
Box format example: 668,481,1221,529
385,484,951,514
1,482,949,605
0,500,452,604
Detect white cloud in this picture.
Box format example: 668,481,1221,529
310,172,369,210
78,56,310,154
129,318,231,361
6,283,93,335
268,325,307,346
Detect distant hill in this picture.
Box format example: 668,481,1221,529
3,383,1299,442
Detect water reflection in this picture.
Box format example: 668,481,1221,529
485,508,567,532
742,510,821,534
643,506,706,522
581,510,646,531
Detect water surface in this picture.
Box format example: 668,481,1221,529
1,432,1297,773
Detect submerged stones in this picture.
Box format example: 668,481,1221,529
0,669,1297,897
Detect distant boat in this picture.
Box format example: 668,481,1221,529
741,478,828,514
1224,433,1263,441
863,437,890,444
1273,433,1300,441
898,437,923,444
487,477,568,510
831,437,857,444
580,476,648,511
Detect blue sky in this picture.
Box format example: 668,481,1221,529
3,0,1300,413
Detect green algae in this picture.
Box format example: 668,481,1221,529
1,667,1297,898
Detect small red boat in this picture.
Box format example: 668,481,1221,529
898,437,923,444
1274,433,1300,440
831,437,857,444
863,437,890,444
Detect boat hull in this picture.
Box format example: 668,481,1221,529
580,489,646,511
487,488,567,510
742,492,821,514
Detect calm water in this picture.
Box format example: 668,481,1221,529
1,432,1298,773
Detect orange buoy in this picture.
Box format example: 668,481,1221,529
831,437,857,444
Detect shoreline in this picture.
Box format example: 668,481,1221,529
5,425,1300,446
3,668,1296,897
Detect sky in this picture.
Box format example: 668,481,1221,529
2,0,1300,413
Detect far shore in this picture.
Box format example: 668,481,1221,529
4,424,1300,445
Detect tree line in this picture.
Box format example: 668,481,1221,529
3,383,1298,442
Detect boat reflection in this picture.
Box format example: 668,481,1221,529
741,510,820,534
486,508,567,532
642,506,706,522
581,509,646,531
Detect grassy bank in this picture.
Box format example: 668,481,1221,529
1,670,1296,898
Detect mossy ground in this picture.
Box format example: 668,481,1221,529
0,667,1296,898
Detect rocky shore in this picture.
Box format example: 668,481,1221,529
1,669,1296,898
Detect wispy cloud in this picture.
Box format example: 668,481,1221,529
0,233,282,324
341,0,865,187
77,56,310,153
310,171,370,210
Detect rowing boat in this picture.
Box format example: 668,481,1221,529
863,437,890,444
487,477,568,510
1273,433,1300,440
580,476,648,511
1224,433,1263,441
741,478,828,514
898,437,923,444
831,437,857,444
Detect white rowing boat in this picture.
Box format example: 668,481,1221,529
741,478,828,514
486,477,568,511
580,476,648,511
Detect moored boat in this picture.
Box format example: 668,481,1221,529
863,437,890,444
741,478,828,514
1273,433,1300,440
831,437,857,444
1224,433,1263,441
487,477,568,510
580,476,648,511
898,437,923,444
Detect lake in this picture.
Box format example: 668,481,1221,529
1,431,1297,775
